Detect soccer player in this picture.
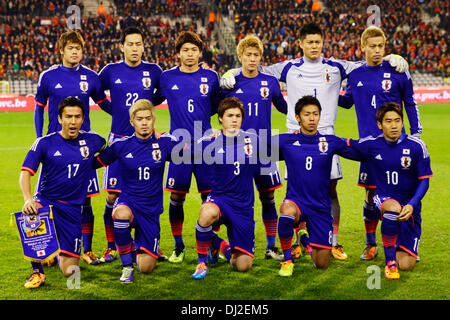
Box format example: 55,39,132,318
159,31,221,263
34,30,112,265
220,23,409,260
93,99,179,283
221,34,288,260
274,96,361,276
338,26,423,260
191,97,264,279
347,102,432,279
20,97,106,288
98,26,165,263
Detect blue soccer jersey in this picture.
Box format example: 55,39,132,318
99,61,164,137
339,62,422,138
95,133,179,214
159,66,221,139
275,131,361,213
348,133,433,211
21,131,106,205
222,72,287,133
35,64,110,135
192,131,262,209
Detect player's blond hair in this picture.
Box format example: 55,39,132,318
236,34,264,57
129,99,155,120
361,26,386,47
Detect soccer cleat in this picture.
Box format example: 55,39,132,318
384,261,400,280
99,248,117,263
41,257,58,267
360,245,378,260
265,246,284,261
278,260,294,277
207,247,219,264
292,244,302,259
168,247,185,263
331,245,348,260
83,251,101,265
192,263,208,280
120,266,134,283
24,272,46,289
158,248,167,261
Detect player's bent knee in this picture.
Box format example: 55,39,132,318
382,199,402,213
59,254,80,277
137,252,157,274
280,201,298,217
113,205,133,221
397,251,416,271
311,248,331,269
231,252,253,272
199,203,220,225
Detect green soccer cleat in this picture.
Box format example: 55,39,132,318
168,247,186,263
278,260,294,277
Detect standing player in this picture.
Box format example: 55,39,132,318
338,26,423,260
191,97,263,279
274,96,361,276
93,100,179,283
160,31,221,263
20,97,106,288
221,23,409,260
348,103,432,279
98,26,165,263
221,34,288,260
34,30,112,265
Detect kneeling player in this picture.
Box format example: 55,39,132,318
192,97,264,279
19,97,106,288
94,99,179,283
348,102,432,279
273,96,361,276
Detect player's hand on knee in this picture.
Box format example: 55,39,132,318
220,68,239,89
398,204,413,221
383,54,409,73
22,199,38,215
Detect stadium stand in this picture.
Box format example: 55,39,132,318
0,0,448,95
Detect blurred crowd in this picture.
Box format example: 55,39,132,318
0,0,448,81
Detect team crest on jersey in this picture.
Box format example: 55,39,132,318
360,172,368,183
401,156,412,168
168,178,175,187
109,178,117,187
80,146,89,158
260,87,269,99
200,84,209,95
152,149,162,161
142,77,151,88
79,81,88,92
382,79,392,91
318,141,328,153
244,144,253,156
323,68,331,84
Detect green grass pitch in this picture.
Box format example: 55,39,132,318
0,103,448,300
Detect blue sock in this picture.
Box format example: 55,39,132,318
169,198,185,249
381,211,400,264
196,222,214,265
31,262,44,274
114,219,133,267
364,201,379,245
81,204,94,252
104,201,116,250
261,197,278,249
278,214,295,262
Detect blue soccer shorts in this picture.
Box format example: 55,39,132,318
34,195,83,258
254,161,283,192
164,162,211,194
357,162,377,189
373,194,422,258
283,198,333,250
205,195,255,257
113,196,161,259
102,133,123,193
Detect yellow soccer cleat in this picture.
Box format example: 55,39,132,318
100,248,118,263
384,261,400,280
360,245,378,260
332,245,348,260
83,251,101,265
278,260,294,277
291,244,302,259
24,272,46,289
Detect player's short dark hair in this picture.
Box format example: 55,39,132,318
120,26,144,44
175,31,203,53
58,30,85,50
58,96,85,117
299,23,324,40
376,102,403,123
295,95,322,115
218,97,245,122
